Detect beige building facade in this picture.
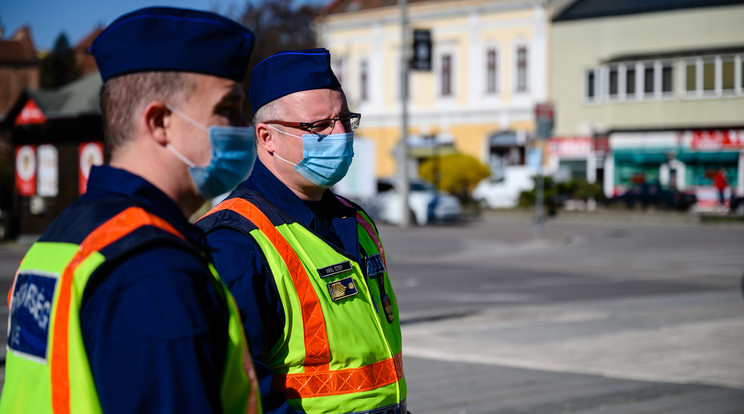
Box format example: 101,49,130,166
317,0,554,180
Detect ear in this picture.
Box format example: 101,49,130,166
142,101,170,146
255,123,275,153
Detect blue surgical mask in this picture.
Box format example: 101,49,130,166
166,104,256,199
268,125,354,188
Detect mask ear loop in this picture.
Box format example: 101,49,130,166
166,143,196,168
164,104,206,168
267,123,302,139
266,124,300,167
166,104,210,133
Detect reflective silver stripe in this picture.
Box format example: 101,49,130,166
346,400,407,414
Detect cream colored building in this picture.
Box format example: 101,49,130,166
551,0,744,207
316,0,555,180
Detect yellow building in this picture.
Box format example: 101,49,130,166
316,0,556,180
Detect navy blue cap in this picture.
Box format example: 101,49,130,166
91,7,255,82
249,48,341,115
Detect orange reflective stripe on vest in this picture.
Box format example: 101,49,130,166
275,353,404,399
50,207,184,414
204,198,331,372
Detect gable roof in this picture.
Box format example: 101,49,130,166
73,26,104,75
2,72,102,127
325,0,431,14
0,26,38,65
27,72,102,118
554,0,744,22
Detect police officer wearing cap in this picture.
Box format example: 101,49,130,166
0,7,261,414
197,49,407,414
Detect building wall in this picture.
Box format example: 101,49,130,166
0,66,39,116
318,0,551,177
552,5,744,137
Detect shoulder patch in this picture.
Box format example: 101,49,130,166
366,253,387,278
8,271,59,361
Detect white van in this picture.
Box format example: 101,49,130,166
472,165,535,209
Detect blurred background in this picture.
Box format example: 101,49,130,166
2,0,744,236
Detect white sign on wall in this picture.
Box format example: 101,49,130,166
36,144,58,197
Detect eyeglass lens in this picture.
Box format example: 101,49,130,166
308,114,360,134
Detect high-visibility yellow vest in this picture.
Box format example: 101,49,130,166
200,193,406,414
0,206,261,414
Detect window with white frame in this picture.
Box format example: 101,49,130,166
722,55,735,93
626,64,636,97
588,59,675,102
608,65,619,98
661,62,673,94
685,59,697,94
643,63,654,96
683,53,744,97
360,59,368,102
584,69,596,101
703,58,715,93
486,48,498,94
516,46,528,92
441,54,452,96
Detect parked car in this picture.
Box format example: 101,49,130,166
472,165,535,209
609,182,697,211
372,178,463,225
730,195,744,217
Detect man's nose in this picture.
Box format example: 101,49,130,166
332,119,348,134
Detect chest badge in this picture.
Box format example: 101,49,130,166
327,276,358,301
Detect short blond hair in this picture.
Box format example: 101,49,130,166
100,72,195,155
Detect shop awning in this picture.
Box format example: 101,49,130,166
613,149,670,165
675,150,740,163
489,131,521,147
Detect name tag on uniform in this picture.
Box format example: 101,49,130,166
366,253,387,278
317,261,352,278
327,277,358,301
8,271,58,361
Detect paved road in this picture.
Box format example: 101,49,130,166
0,211,743,413
381,211,744,413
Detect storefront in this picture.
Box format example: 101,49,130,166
546,137,592,181
486,130,528,180
675,130,744,207
606,130,744,207
3,73,103,237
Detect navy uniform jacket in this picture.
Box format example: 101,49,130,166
41,165,230,413
198,160,361,414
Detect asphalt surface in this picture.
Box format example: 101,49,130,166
0,209,743,413
384,210,744,413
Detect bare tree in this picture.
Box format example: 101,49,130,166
40,33,80,88
233,0,322,114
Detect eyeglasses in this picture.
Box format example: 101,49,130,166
266,113,361,135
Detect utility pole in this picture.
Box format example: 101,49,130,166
534,102,554,238
398,0,411,227
535,160,545,237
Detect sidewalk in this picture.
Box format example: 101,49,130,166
477,205,744,227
